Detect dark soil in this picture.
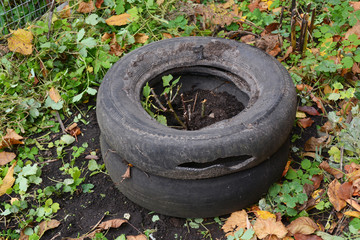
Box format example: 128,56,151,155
165,89,244,130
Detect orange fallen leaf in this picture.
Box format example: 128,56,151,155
319,161,343,179
253,218,288,239
97,219,127,230
287,217,319,236
248,0,260,12
77,1,95,13
106,13,132,26
222,210,248,236
346,199,360,212
310,93,325,114
323,85,332,95
38,219,61,236
49,87,61,103
298,118,314,128
279,46,293,62
127,235,147,240
328,179,347,211
0,161,16,196
7,29,33,55
344,211,360,218
282,160,291,177
0,152,16,165
134,33,149,44
0,129,24,149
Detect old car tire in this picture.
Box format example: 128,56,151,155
97,37,296,179
100,135,289,218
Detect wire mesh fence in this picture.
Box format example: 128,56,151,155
0,0,52,34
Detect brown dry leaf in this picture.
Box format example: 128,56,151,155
287,217,319,236
268,44,281,57
323,85,332,95
328,179,347,211
97,218,127,230
7,29,33,55
156,0,164,5
248,0,260,12
162,33,173,39
353,178,360,196
352,62,360,74
304,136,328,152
0,129,24,149
0,152,16,165
49,87,61,103
256,210,276,220
294,233,323,240
77,1,95,13
134,33,149,44
310,93,325,114
298,118,314,128
320,121,333,133
345,21,360,39
0,161,16,196
298,106,320,116
319,161,343,179
338,182,353,200
279,46,293,62
66,123,81,137
311,175,323,190
240,35,256,43
106,13,132,26
344,211,360,218
302,152,317,159
38,219,61,236
255,35,281,56
345,162,360,174
127,235,147,240
59,4,71,18
220,0,235,9
253,218,287,239
222,210,248,236
121,166,131,182
350,1,360,11
95,0,104,8
346,199,360,212
296,84,313,92
347,169,360,182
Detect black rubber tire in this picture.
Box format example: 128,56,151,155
100,135,289,218
97,37,296,180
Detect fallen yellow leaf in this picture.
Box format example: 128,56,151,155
0,161,16,196
296,111,307,118
49,87,61,103
38,219,61,237
257,210,276,220
127,235,147,240
0,152,16,165
106,13,132,26
7,29,33,55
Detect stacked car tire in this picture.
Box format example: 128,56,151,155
96,37,297,218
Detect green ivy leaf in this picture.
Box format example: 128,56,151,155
341,56,354,69
285,168,297,180
301,159,312,170
162,74,173,87
143,83,151,98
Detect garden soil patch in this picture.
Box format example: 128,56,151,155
164,89,244,130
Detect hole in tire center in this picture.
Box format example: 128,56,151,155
141,66,251,130
178,155,253,170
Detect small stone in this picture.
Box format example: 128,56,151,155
208,113,215,118
123,213,131,220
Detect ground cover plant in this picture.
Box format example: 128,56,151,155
0,0,360,239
